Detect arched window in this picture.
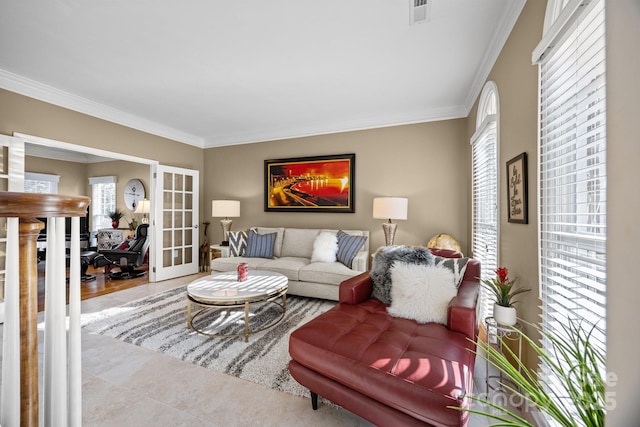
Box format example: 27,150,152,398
471,81,499,322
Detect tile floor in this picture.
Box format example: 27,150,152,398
3,272,517,426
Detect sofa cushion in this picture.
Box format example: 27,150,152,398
280,228,320,258
387,263,457,325
259,257,309,281
310,231,338,263
288,299,474,426
210,256,271,271
299,262,362,286
244,230,276,258
229,230,248,257
253,227,285,258
336,230,367,268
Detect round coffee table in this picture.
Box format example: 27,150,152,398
186,270,288,342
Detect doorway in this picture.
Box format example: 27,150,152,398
14,132,198,283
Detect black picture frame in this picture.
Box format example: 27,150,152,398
264,153,355,213
506,152,528,224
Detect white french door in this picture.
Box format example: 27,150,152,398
0,134,26,324
153,164,200,281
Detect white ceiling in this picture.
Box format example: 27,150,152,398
0,0,525,149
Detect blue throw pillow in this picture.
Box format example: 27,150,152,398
244,230,276,258
336,230,367,268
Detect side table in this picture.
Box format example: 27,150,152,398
484,316,523,394
210,244,230,261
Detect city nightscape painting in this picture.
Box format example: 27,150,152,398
264,154,355,213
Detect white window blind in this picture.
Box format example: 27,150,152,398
471,84,499,323
89,176,117,231
24,172,59,194
537,0,606,408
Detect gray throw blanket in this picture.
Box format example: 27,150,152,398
370,246,434,304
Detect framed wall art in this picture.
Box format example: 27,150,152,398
506,152,528,224
264,153,355,213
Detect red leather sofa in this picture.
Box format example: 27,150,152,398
288,249,480,427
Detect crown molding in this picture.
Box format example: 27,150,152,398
463,0,527,115
202,104,468,148
0,69,205,148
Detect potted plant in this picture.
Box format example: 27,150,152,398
482,267,530,326
452,320,605,427
108,209,124,229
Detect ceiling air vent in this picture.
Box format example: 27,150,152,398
410,0,431,25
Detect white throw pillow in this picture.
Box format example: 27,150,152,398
387,263,457,325
310,231,338,263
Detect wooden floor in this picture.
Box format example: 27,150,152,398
37,262,150,312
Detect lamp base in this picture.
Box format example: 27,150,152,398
220,218,233,244
381,221,398,246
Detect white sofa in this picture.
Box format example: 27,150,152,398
210,227,370,301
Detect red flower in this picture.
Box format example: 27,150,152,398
496,267,509,284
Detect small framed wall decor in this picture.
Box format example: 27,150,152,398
506,152,528,224
264,153,355,213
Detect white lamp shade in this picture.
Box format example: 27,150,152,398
373,197,408,220
212,200,240,218
135,199,150,214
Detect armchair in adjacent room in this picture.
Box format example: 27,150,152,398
93,224,150,279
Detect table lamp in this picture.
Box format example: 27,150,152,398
135,199,150,224
212,200,240,246
373,197,408,246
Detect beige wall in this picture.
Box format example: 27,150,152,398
606,0,640,424
86,160,151,229
0,87,205,223
466,0,544,367
204,120,469,252
26,156,88,197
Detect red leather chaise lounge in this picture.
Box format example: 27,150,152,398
288,249,480,427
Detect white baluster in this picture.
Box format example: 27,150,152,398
1,217,20,426
44,217,68,425
68,217,82,427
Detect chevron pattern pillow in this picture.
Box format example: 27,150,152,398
228,230,248,257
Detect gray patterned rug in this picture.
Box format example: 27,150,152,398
81,286,336,397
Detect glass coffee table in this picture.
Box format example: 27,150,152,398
186,270,288,342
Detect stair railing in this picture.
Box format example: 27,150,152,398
0,192,90,427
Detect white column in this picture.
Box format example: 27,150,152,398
0,217,20,426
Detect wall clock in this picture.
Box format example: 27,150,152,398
124,179,145,211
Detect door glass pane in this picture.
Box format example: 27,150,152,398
184,193,193,210
174,192,183,210
163,191,172,208
175,175,183,191
185,175,193,192
174,230,183,247
163,230,172,247
185,211,192,228
163,249,173,267
185,249,192,264
164,172,173,190
163,211,172,229
174,211,183,228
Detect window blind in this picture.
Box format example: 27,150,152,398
538,0,606,407
471,115,498,323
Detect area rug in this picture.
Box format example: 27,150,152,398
81,285,336,398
